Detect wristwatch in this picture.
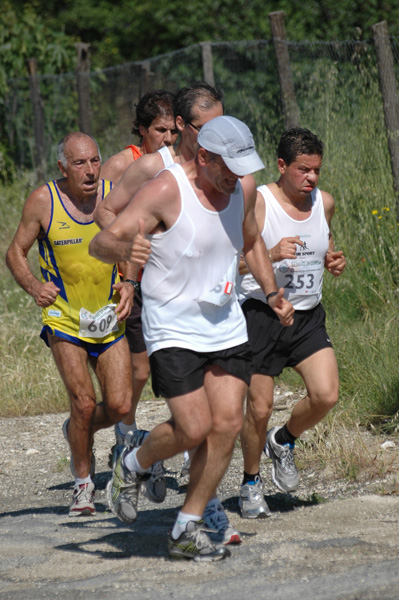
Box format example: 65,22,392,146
266,291,278,304
124,279,140,292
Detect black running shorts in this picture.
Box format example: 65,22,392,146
149,342,254,398
242,299,333,377
125,284,147,354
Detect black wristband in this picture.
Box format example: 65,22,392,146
124,279,140,292
266,291,278,304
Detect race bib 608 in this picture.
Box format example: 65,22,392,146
79,304,119,339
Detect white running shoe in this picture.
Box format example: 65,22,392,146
239,476,271,519
264,426,299,492
69,482,96,517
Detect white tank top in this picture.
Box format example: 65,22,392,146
141,163,248,355
239,185,330,310
158,145,174,167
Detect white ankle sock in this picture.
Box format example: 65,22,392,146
123,446,150,474
118,420,137,436
171,511,202,539
75,475,92,486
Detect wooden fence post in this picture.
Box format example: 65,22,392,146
269,11,300,129
372,20,399,220
200,42,215,87
27,58,46,182
140,60,153,96
75,43,91,134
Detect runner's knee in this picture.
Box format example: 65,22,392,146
70,394,96,423
107,390,131,422
212,407,243,439
246,393,273,424
177,418,212,449
309,386,339,412
131,352,150,384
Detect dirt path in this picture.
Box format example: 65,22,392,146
2,392,399,599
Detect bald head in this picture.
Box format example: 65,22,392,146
58,132,102,168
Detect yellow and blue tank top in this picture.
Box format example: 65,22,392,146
39,179,124,343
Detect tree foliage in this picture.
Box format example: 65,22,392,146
0,2,77,89
0,2,77,179
8,0,399,71
2,0,399,181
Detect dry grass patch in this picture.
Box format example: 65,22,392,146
297,414,399,485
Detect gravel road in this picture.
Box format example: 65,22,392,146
2,389,399,600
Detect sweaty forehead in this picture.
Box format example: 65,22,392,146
293,153,322,167
65,137,98,160
150,115,176,129
190,101,223,123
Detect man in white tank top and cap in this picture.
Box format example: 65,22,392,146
95,83,244,544
94,83,223,453
238,127,346,520
89,115,294,561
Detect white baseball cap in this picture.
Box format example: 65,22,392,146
197,115,265,176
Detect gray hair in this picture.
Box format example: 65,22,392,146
57,132,102,168
174,83,224,122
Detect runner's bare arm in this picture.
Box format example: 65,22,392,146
5,187,61,307
94,152,165,229
90,170,178,265
240,177,294,326
321,190,346,276
101,150,131,184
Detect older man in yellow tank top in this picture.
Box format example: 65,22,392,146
6,132,140,517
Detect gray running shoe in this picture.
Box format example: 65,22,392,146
144,460,167,503
264,426,299,492
69,482,96,517
127,429,148,447
62,418,95,479
114,422,125,445
127,429,167,504
178,455,191,488
108,423,129,469
168,520,231,561
203,499,242,545
106,444,147,524
239,476,271,519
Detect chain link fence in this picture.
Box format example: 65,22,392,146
4,35,399,183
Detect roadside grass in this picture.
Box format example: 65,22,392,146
0,298,156,418
296,416,399,484
0,304,68,416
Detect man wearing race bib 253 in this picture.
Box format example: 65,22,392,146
238,127,346,519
